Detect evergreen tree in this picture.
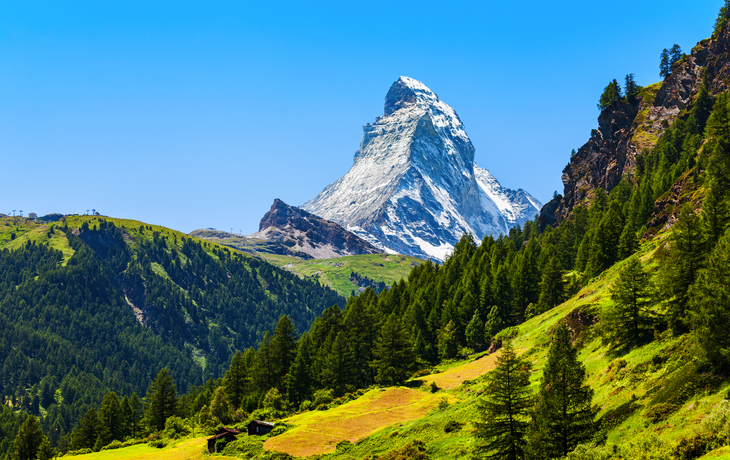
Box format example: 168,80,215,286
11,416,45,460
702,178,730,247
474,343,532,460
485,305,505,345
716,0,730,36
617,219,639,260
597,79,623,111
528,322,595,459
660,48,671,78
223,351,250,410
145,368,178,432
624,73,641,104
438,320,459,360
689,230,730,371
70,408,98,450
669,44,683,67
127,393,144,439
97,391,123,446
209,387,230,424
689,81,714,134
287,333,314,407
586,202,623,277
604,256,655,348
322,331,354,395
344,294,378,388
271,315,298,389
660,204,706,333
466,310,486,351
371,314,415,385
36,434,54,460
538,255,564,311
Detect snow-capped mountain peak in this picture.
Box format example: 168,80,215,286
303,77,541,261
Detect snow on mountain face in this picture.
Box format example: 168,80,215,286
302,76,541,261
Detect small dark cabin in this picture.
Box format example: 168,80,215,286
247,420,275,436
207,427,242,453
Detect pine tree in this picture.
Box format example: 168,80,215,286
473,343,532,460
287,333,314,407
597,79,623,111
716,0,730,36
438,320,459,360
605,256,655,348
322,331,354,395
689,230,730,371
660,48,671,78
36,434,54,460
371,313,415,385
485,305,505,345
669,44,683,68
71,408,98,450
344,295,378,388
466,310,486,351
11,416,46,460
209,387,230,424
224,351,250,410
586,202,623,277
145,368,178,432
97,391,123,446
538,255,564,311
617,219,639,260
271,315,298,389
660,204,706,333
624,74,641,104
527,322,595,458
702,178,730,247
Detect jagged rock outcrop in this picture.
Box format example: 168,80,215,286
550,23,730,223
303,76,541,261
250,199,382,259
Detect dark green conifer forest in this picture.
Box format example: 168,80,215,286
7,5,730,459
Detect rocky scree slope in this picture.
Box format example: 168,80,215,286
546,23,730,224
303,76,541,261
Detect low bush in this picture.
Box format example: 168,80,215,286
443,420,463,433
644,403,679,423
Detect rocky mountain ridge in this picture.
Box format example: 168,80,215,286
303,76,541,261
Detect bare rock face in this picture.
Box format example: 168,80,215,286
303,76,541,261
250,199,382,259
556,100,640,221
550,23,730,223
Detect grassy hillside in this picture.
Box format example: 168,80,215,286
62,231,730,459
190,228,422,297
280,253,422,297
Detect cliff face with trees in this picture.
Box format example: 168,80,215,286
547,19,730,225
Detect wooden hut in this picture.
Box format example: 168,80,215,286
207,427,242,453
247,420,275,435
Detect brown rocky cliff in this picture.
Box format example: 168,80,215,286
549,23,730,224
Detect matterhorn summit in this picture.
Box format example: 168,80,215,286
302,76,541,261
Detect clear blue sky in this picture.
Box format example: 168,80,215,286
0,1,722,234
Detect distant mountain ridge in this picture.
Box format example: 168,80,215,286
303,76,541,261
249,198,382,259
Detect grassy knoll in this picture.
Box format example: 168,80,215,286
264,387,455,457
70,436,238,460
